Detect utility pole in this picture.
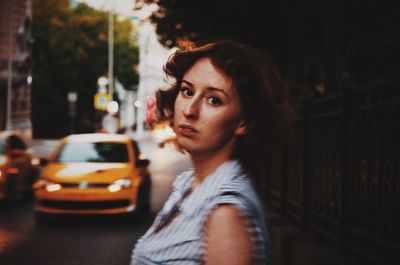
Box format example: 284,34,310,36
136,22,151,137
108,2,114,101
6,0,13,130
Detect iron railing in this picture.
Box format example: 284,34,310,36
265,80,400,264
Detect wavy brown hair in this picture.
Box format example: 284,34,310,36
157,40,294,181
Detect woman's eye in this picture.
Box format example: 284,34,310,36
181,88,193,97
207,97,222,106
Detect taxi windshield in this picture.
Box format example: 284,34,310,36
56,142,129,163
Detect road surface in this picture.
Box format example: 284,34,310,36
0,131,192,265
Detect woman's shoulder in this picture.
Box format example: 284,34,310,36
215,171,263,217
218,178,257,204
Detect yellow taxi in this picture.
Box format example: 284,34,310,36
33,133,151,219
0,131,40,201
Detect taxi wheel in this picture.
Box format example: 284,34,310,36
137,181,151,216
23,170,39,201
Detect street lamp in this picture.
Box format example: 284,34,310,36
68,91,78,134
108,2,114,101
5,0,14,130
97,76,108,88
107,100,119,114
134,100,142,108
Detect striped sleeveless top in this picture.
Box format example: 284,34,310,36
131,160,269,264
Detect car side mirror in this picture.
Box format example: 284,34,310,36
40,158,49,166
136,158,150,168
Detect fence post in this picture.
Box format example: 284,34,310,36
302,96,311,229
339,86,353,248
281,145,288,214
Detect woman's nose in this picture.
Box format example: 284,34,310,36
183,99,199,120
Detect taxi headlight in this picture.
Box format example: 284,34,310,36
0,155,8,166
108,178,132,192
33,179,62,192
46,183,62,192
31,157,40,166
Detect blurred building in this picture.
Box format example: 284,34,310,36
135,19,174,136
77,1,174,136
0,0,33,137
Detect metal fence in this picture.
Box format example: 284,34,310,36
265,80,400,264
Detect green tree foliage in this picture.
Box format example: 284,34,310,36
32,0,139,138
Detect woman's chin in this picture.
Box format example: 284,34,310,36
175,140,196,155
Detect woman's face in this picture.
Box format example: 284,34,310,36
173,57,246,157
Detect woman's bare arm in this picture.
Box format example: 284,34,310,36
204,205,252,265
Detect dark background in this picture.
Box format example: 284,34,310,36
139,0,400,264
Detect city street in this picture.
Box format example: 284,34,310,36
0,131,192,265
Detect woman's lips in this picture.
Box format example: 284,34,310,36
178,124,198,137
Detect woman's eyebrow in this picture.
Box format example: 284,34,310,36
182,80,193,86
182,80,229,98
207,87,229,98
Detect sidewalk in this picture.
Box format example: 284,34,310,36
127,129,155,142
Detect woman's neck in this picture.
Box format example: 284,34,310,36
190,147,233,185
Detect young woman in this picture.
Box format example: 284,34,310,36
131,40,293,265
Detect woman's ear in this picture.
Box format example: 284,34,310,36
234,120,247,136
